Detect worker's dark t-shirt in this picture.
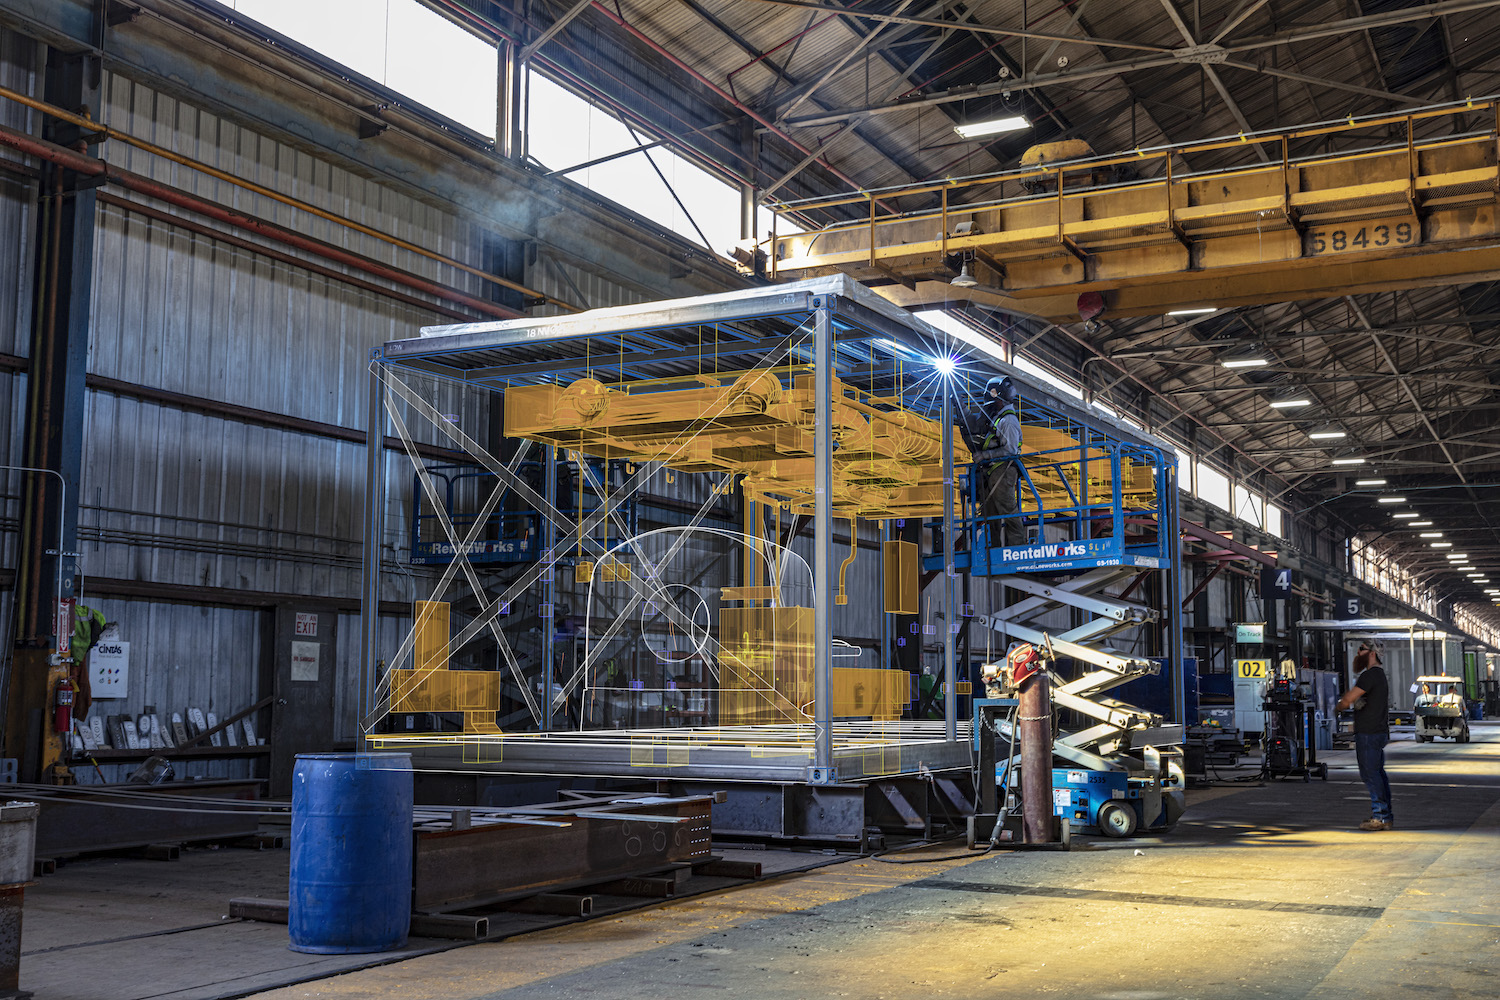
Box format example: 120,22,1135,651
1353,665,1389,735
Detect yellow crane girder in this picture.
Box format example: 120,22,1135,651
759,102,1500,321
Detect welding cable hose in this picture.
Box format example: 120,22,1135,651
873,702,1020,863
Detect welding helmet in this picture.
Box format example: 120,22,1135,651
985,376,1017,403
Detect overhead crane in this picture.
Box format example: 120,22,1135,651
753,98,1500,322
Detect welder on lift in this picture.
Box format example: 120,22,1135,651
69,603,109,723
966,375,1022,546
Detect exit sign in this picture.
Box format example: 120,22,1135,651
295,612,318,636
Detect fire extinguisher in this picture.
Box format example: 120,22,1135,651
54,675,74,736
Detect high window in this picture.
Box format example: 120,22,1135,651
226,0,499,136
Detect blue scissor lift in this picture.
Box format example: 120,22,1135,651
410,458,638,568
930,392,1187,837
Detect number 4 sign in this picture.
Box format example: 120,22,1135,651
1260,566,1293,602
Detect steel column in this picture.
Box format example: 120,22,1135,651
359,358,387,738
5,48,97,782
498,37,528,162
813,302,833,780
882,519,893,670
1165,463,1186,729
941,389,957,742
542,443,557,731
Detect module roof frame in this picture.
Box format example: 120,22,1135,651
377,275,1177,457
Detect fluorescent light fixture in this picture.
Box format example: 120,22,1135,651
1376,496,1406,503
1392,512,1419,519
1332,457,1366,465
1475,578,1491,584
1355,478,1386,486
1308,430,1347,440
1447,553,1469,560
954,115,1031,139
1419,532,1443,538
1222,357,1269,368
1411,521,1432,527
1431,541,1453,548
933,355,957,376
1270,397,1312,408
1168,307,1217,316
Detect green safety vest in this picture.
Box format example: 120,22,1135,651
72,604,107,663
981,402,1021,454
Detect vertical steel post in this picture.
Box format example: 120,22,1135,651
1165,460,1185,730
359,356,387,739
942,389,957,743
4,49,99,779
813,302,834,781
881,520,892,670
542,444,557,731
740,183,756,243
498,40,528,161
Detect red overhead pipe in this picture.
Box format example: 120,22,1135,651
0,122,521,321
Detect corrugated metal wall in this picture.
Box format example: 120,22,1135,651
68,64,524,753
75,597,261,782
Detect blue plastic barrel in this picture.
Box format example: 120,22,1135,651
1471,702,1484,721
289,752,413,954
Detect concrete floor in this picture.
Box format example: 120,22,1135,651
248,724,1500,1000
19,722,1500,1000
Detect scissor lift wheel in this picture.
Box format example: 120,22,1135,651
1096,801,1138,839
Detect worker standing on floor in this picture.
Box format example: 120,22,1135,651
968,375,1022,546
1337,642,1392,831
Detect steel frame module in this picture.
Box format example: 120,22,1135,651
358,275,1179,783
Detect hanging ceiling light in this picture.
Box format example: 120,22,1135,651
951,260,978,288
954,115,1031,139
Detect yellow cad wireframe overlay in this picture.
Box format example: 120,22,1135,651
389,600,502,734
504,370,969,519
718,601,907,728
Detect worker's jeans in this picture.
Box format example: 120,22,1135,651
1354,733,1393,823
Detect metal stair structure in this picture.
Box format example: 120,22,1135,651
978,565,1180,773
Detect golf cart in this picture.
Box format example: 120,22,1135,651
1414,675,1470,743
